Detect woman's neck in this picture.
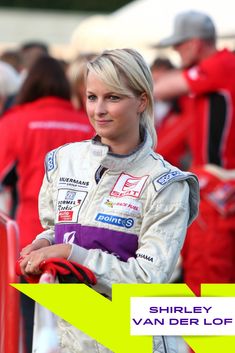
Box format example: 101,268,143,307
102,135,141,155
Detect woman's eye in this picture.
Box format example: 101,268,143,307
87,95,96,101
109,95,120,101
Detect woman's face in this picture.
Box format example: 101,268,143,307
86,71,147,154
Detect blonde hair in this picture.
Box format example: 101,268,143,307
86,48,157,148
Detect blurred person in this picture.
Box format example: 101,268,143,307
151,58,191,292
19,48,199,353
151,57,175,126
66,52,98,133
0,49,23,73
67,53,97,110
0,59,22,218
0,55,94,353
151,57,191,169
20,40,49,69
0,60,21,114
19,40,49,81
154,10,235,297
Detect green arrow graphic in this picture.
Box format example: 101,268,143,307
12,283,235,353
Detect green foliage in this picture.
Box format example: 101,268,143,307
0,0,134,12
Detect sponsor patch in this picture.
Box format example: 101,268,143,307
46,149,57,172
63,231,76,244
64,190,77,200
154,171,184,186
102,197,141,215
56,189,87,223
95,213,134,228
110,173,148,198
59,177,90,189
136,253,154,263
58,210,73,222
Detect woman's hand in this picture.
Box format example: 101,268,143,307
19,243,72,276
20,238,50,257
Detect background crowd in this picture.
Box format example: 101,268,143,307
0,7,234,353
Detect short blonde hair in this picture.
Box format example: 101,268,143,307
86,48,157,148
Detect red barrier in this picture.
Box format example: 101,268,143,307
0,211,21,353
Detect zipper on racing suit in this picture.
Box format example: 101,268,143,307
154,336,169,353
95,166,108,184
162,336,168,353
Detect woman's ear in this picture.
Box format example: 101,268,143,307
138,92,148,113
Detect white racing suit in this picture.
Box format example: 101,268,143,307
36,131,199,353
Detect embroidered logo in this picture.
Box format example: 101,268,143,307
56,189,87,223
59,177,89,188
63,231,76,244
155,171,183,185
46,149,57,172
110,173,148,198
95,213,134,228
58,210,74,222
137,253,154,262
102,197,141,215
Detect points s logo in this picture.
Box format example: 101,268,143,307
95,213,134,228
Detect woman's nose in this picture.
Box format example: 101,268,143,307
95,99,107,116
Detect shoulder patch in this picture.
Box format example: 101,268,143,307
45,149,57,173
153,170,185,192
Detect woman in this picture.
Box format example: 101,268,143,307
20,49,199,353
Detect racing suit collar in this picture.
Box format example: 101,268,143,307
91,129,153,171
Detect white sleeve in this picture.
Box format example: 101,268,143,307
35,167,56,245
68,181,190,296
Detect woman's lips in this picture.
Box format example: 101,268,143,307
96,119,112,125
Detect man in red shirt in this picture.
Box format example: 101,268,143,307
151,57,191,170
154,10,235,296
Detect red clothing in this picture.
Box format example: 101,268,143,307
182,167,235,296
155,96,191,169
181,49,235,294
183,49,235,169
0,96,94,249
